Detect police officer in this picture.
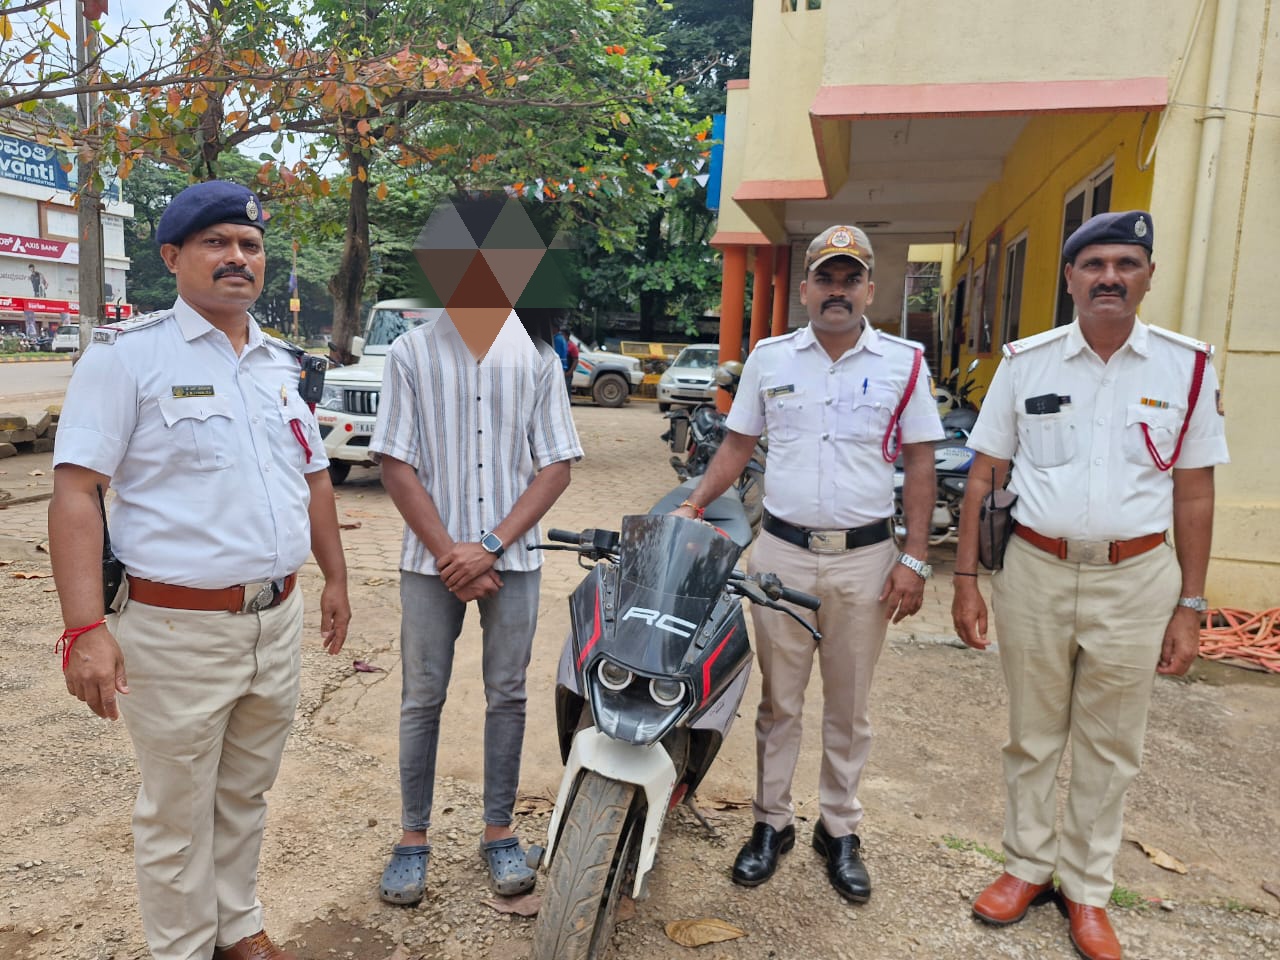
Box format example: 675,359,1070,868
952,211,1229,960
48,180,351,960
674,225,943,902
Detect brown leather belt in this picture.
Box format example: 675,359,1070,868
126,573,297,613
1013,524,1166,565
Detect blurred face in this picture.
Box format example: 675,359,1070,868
800,257,874,336
1064,243,1154,325
160,223,266,319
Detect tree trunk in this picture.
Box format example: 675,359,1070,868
328,139,370,350
637,208,665,339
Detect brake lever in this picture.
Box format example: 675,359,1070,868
771,602,822,643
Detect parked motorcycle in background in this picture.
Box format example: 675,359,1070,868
892,359,983,547
660,362,766,533
528,483,821,960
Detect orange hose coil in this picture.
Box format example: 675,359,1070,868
1198,608,1280,673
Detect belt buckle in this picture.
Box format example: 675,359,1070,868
807,530,848,555
1064,539,1111,565
244,581,275,613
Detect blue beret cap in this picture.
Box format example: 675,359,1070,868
1063,210,1153,262
156,180,267,246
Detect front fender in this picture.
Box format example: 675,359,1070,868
542,727,678,899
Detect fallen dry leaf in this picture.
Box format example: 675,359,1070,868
339,520,363,530
617,895,637,923
12,572,53,580
0,559,11,567
43,586,57,593
1132,840,1188,874
35,540,49,553
28,469,44,477
352,659,386,673
664,918,745,947
482,892,541,917
513,794,555,816
364,576,388,586
1263,881,1280,902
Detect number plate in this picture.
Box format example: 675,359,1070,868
352,421,376,435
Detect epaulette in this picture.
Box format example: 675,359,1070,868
878,331,926,353
1002,325,1071,359
752,328,803,350
90,310,172,345
1149,325,1214,357
263,332,307,359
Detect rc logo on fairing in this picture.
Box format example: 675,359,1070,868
621,607,698,638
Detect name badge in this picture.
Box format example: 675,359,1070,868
765,384,795,398
171,385,215,398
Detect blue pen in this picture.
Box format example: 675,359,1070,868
861,377,868,394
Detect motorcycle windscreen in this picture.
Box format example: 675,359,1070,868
610,514,741,675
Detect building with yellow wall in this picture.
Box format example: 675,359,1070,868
714,0,1277,607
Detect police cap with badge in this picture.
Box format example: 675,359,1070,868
805,224,875,273
156,180,267,247
1062,210,1153,263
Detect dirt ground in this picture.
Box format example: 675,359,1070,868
1,400,1278,960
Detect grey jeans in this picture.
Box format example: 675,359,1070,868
398,569,541,832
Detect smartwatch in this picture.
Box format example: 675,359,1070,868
480,532,505,559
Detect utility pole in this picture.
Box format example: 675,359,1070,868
75,0,106,352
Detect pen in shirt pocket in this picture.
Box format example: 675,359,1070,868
280,383,289,407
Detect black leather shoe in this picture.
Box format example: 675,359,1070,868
812,820,871,902
731,822,795,886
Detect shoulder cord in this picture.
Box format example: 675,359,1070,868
881,348,923,464
1142,349,1208,472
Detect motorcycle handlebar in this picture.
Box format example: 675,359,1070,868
547,529,580,544
778,586,822,611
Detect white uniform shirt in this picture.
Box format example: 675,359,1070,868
369,311,583,575
53,298,329,588
967,319,1230,540
726,321,944,528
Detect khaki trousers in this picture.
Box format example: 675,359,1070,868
748,530,898,836
992,535,1180,906
111,588,303,960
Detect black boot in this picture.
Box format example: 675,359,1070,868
812,820,871,902
731,822,796,886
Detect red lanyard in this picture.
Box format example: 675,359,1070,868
881,348,923,463
1141,349,1207,472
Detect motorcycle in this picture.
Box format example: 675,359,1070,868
892,359,983,547
660,362,766,534
528,481,821,960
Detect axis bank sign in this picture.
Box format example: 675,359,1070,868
0,233,77,263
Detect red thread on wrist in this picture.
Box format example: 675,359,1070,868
56,618,107,671
678,500,705,520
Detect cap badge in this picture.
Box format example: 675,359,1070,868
245,198,259,221
829,228,853,248
1134,217,1148,238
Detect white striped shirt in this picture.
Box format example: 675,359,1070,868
370,311,583,574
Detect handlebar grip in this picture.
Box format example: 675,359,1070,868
779,586,822,611
547,529,580,544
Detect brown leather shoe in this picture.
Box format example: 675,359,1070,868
971,871,1054,925
212,930,298,960
1062,896,1122,960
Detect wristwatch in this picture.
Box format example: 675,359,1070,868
1176,595,1208,613
897,553,933,581
480,532,505,560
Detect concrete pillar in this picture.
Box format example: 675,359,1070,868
771,244,791,337
749,246,774,351
718,246,748,413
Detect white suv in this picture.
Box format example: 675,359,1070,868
568,335,643,407
314,300,445,484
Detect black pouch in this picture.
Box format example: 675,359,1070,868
977,467,1018,572
97,484,125,614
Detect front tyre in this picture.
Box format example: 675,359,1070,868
533,773,639,960
591,373,629,408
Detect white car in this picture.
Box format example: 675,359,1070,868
656,344,720,411
52,325,80,352
568,334,643,408
314,299,445,484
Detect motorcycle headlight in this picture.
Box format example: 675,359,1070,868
317,383,344,412
648,678,685,707
597,659,633,691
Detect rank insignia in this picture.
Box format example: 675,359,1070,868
765,384,796,397
1139,397,1170,409
171,385,215,398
